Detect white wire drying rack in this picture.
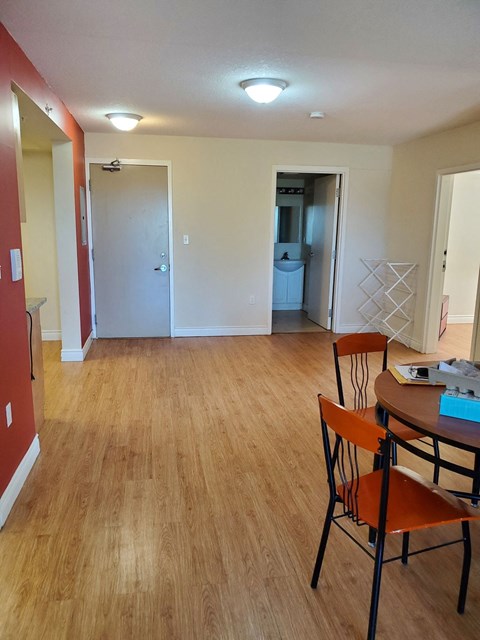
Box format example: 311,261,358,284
358,259,417,345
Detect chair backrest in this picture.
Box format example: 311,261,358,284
333,333,388,410
319,394,385,454
318,395,387,523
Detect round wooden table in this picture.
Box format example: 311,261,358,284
375,369,480,493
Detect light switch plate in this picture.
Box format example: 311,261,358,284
10,249,22,281
6,402,12,428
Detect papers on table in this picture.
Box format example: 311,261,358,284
389,365,436,385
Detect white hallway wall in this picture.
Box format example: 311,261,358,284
389,120,480,351
20,150,61,338
85,134,392,335
443,171,480,322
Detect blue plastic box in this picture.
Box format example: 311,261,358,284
439,392,480,423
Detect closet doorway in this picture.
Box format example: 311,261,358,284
425,167,480,353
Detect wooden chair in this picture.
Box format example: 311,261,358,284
311,395,480,640
333,332,440,483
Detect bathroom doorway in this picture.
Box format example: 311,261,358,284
271,167,346,334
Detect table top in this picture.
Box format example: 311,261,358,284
375,369,480,453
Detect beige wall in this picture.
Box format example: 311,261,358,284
443,171,480,321
20,150,61,338
85,133,392,335
388,121,480,350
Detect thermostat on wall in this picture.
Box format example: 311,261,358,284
10,248,23,282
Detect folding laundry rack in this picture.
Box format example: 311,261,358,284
358,259,417,345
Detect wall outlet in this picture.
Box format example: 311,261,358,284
183,234,189,245
6,402,12,428
249,295,256,305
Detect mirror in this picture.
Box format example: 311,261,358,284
275,206,302,243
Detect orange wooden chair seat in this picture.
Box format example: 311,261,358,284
338,465,478,534
311,395,480,640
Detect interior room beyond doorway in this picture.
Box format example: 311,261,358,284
272,170,342,334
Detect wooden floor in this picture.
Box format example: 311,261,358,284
0,328,479,639
272,310,326,334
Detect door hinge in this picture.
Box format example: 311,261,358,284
91,248,94,262
332,249,336,260
89,179,92,192
328,309,332,318
94,314,97,325
335,187,340,197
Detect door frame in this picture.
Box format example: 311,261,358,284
12,85,88,361
423,161,480,353
86,158,174,338
269,165,349,333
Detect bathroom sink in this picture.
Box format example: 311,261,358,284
274,259,305,273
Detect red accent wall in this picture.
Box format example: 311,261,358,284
0,24,91,496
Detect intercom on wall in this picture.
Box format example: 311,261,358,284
10,248,23,281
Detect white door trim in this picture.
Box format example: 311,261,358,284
269,165,349,334
423,161,480,353
85,158,174,338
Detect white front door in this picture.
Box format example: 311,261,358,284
307,175,340,329
90,163,170,337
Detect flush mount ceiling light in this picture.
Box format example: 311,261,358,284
240,78,287,104
106,113,143,131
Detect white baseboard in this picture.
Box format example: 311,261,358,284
42,330,62,341
61,348,84,361
335,323,368,334
174,326,269,337
335,323,422,351
61,331,93,362
82,332,93,358
0,435,40,529
447,315,474,324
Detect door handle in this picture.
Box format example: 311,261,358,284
154,264,168,272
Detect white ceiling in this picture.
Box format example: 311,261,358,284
2,0,480,145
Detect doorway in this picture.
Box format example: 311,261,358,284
13,86,84,360
89,162,172,338
425,168,480,353
271,168,344,334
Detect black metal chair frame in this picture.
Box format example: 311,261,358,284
333,338,441,483
311,407,474,640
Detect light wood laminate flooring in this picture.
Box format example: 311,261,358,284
272,310,326,333
0,328,478,639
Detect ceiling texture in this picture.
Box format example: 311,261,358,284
1,0,480,145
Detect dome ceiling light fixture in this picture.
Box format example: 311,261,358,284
106,113,143,131
240,78,287,104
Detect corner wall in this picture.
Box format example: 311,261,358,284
85,134,393,335
21,150,61,337
388,121,480,350
0,24,88,500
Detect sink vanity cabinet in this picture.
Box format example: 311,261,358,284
273,261,305,310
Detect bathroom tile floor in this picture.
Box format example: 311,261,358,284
272,310,326,333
